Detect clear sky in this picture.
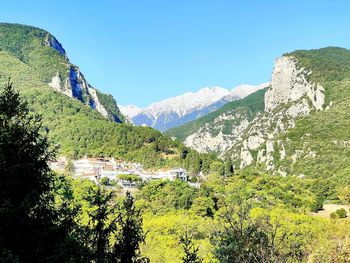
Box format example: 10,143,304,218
1,0,350,107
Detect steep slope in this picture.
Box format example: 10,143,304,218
168,47,350,182
165,88,267,153
0,23,219,171
121,83,268,131
259,47,350,181
0,23,124,122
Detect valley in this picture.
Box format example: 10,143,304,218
1,20,350,263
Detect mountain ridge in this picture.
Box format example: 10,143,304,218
0,22,124,122
121,82,269,131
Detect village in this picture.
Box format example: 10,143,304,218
50,157,200,189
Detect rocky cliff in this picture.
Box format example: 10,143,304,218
0,23,124,122
231,54,326,170
168,47,350,179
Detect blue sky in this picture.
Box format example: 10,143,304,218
1,0,350,107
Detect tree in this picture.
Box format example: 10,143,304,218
224,158,234,177
192,154,202,175
338,187,350,205
113,191,148,263
0,81,74,261
118,174,142,186
211,202,277,263
87,183,118,262
179,232,202,263
210,161,224,176
191,196,215,217
64,157,74,175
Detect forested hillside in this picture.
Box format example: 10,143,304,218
0,23,220,171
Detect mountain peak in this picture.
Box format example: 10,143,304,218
121,83,268,131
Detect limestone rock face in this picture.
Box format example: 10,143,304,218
265,56,325,111
87,86,109,118
45,34,66,57
48,67,114,120
233,56,325,170
180,54,326,173
44,32,123,122
49,72,72,97
183,113,250,155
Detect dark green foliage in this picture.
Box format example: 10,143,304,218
287,47,350,84
0,80,56,260
0,81,82,262
183,150,218,175
0,23,68,83
87,185,118,263
0,82,149,262
335,208,347,218
179,232,202,263
113,192,148,263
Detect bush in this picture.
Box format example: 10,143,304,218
335,208,347,218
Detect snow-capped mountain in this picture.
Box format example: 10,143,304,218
120,82,269,131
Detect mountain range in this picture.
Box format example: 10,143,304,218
120,83,269,131
1,22,350,184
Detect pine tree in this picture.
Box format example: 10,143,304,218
113,191,148,263
88,183,118,263
179,232,202,263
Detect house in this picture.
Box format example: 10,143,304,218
50,156,192,188
139,168,187,182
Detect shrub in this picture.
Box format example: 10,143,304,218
335,208,347,218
